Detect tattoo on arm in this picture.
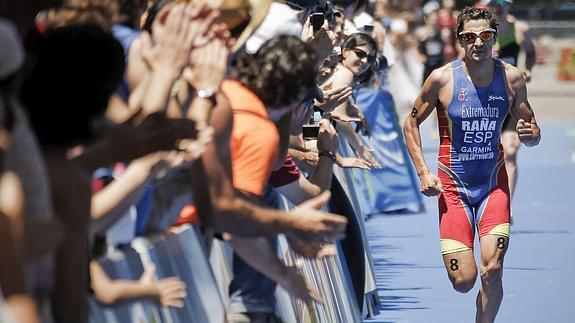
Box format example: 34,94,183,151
497,237,506,250
450,259,459,271
411,107,418,118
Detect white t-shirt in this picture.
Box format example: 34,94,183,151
245,3,303,54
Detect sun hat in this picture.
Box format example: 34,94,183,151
203,0,273,52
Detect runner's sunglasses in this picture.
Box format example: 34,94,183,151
458,28,496,44
352,48,376,64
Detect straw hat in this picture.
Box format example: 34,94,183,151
204,0,272,52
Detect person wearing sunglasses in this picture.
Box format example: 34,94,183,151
321,32,382,169
340,33,378,81
403,7,540,323
484,0,536,204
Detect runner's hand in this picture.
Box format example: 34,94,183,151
419,172,444,196
516,117,540,147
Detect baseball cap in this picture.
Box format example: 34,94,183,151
0,19,24,80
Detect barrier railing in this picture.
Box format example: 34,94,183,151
89,179,377,323
88,87,423,322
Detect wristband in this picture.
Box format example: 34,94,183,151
318,150,337,162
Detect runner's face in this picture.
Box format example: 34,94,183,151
459,19,495,63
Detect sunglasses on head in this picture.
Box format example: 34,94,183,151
489,0,511,7
458,28,496,44
352,48,376,64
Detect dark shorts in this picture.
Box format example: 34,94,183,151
502,114,518,132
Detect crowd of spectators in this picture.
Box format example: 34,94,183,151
0,0,541,322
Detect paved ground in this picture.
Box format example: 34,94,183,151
364,41,575,323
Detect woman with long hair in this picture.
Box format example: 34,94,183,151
324,32,381,168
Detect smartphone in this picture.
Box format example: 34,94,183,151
302,124,320,139
310,12,325,33
363,24,374,33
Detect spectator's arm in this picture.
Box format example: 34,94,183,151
191,96,347,240
90,261,186,307
277,120,338,204
335,120,381,168
224,233,322,307
274,113,292,171
0,212,27,301
90,155,159,235
323,66,354,113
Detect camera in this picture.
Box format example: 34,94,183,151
310,12,325,33
310,1,337,31
302,111,323,139
302,124,320,139
363,24,374,33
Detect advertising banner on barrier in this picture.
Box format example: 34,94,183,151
344,88,424,216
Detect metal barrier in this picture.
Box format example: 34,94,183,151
90,226,226,323
89,192,375,323
274,196,364,323
87,87,428,322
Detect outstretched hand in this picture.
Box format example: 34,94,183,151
357,145,382,169
287,237,337,259
103,109,199,163
336,156,372,170
184,23,231,96
277,261,323,308
316,119,339,154
315,81,353,113
301,17,336,61
139,266,187,308
288,191,347,242
141,3,198,75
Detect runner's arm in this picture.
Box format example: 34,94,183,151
403,69,442,177
508,67,541,147
403,68,445,196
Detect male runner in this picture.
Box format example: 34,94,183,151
403,7,540,323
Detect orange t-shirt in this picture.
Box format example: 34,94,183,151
175,80,279,225
223,79,279,197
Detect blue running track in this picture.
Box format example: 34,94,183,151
364,120,575,323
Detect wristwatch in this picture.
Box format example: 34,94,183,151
318,150,337,162
196,88,216,103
